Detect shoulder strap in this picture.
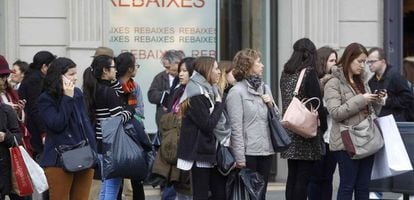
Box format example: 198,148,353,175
294,68,307,95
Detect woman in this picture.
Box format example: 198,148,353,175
176,56,225,200
37,57,96,200
0,56,31,156
308,46,338,200
18,51,55,160
153,57,195,200
83,55,133,200
226,49,277,199
280,38,328,200
0,102,24,200
217,60,235,95
10,60,29,90
324,43,384,200
115,52,150,200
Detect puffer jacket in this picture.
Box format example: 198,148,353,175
324,66,381,151
226,80,275,163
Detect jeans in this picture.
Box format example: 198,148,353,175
308,143,337,200
98,154,122,200
162,185,176,200
335,151,374,200
285,159,315,200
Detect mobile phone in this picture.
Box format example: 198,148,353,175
62,75,71,84
374,89,386,94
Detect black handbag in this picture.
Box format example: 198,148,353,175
56,140,96,172
55,109,96,173
216,136,236,176
263,85,292,152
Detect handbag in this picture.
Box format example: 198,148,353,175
263,85,291,152
216,135,236,176
55,109,96,172
340,114,384,159
282,68,320,138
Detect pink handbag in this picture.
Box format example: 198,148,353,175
282,68,320,138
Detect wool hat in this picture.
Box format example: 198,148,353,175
0,55,12,75
94,47,114,57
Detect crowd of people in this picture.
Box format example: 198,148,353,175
0,37,413,200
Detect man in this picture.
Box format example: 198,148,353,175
366,47,414,122
147,50,184,128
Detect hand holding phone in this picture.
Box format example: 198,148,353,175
62,75,74,97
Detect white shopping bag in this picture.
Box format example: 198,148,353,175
19,146,49,193
371,115,413,180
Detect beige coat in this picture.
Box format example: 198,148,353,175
324,66,381,151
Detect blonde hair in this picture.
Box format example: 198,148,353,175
217,60,233,93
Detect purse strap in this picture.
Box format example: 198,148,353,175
72,105,90,145
293,68,307,96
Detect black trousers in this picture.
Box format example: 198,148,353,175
191,166,226,200
245,155,272,200
285,159,315,200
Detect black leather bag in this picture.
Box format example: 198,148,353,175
216,139,236,176
263,85,292,152
56,140,96,172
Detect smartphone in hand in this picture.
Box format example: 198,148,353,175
62,75,72,84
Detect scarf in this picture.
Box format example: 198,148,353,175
179,71,218,104
246,75,262,91
121,79,137,107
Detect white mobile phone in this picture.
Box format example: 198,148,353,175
62,75,71,84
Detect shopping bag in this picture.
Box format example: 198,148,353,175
10,145,33,196
19,146,48,193
226,170,251,200
371,115,413,180
101,116,147,180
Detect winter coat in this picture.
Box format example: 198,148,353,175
324,66,381,151
280,67,327,160
176,72,225,163
368,65,414,121
37,88,97,167
0,104,22,195
147,71,170,128
18,70,45,155
226,80,276,163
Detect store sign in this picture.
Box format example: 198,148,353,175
107,0,218,133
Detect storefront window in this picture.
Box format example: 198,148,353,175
219,0,271,83
0,0,5,55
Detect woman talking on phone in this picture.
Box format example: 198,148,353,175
38,57,97,200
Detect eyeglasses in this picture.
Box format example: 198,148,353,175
135,64,140,69
0,74,9,79
109,65,116,68
365,60,379,65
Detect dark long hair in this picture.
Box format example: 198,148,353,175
338,43,368,93
283,38,317,74
116,52,135,78
26,51,55,76
315,46,337,78
82,55,114,121
43,57,76,103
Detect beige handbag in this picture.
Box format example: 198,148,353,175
282,68,320,138
340,114,384,159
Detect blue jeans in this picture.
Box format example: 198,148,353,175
335,151,374,200
98,154,122,200
162,185,176,200
308,143,337,200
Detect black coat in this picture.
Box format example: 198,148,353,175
18,70,45,155
177,95,225,163
0,104,22,195
147,71,171,128
368,65,414,121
